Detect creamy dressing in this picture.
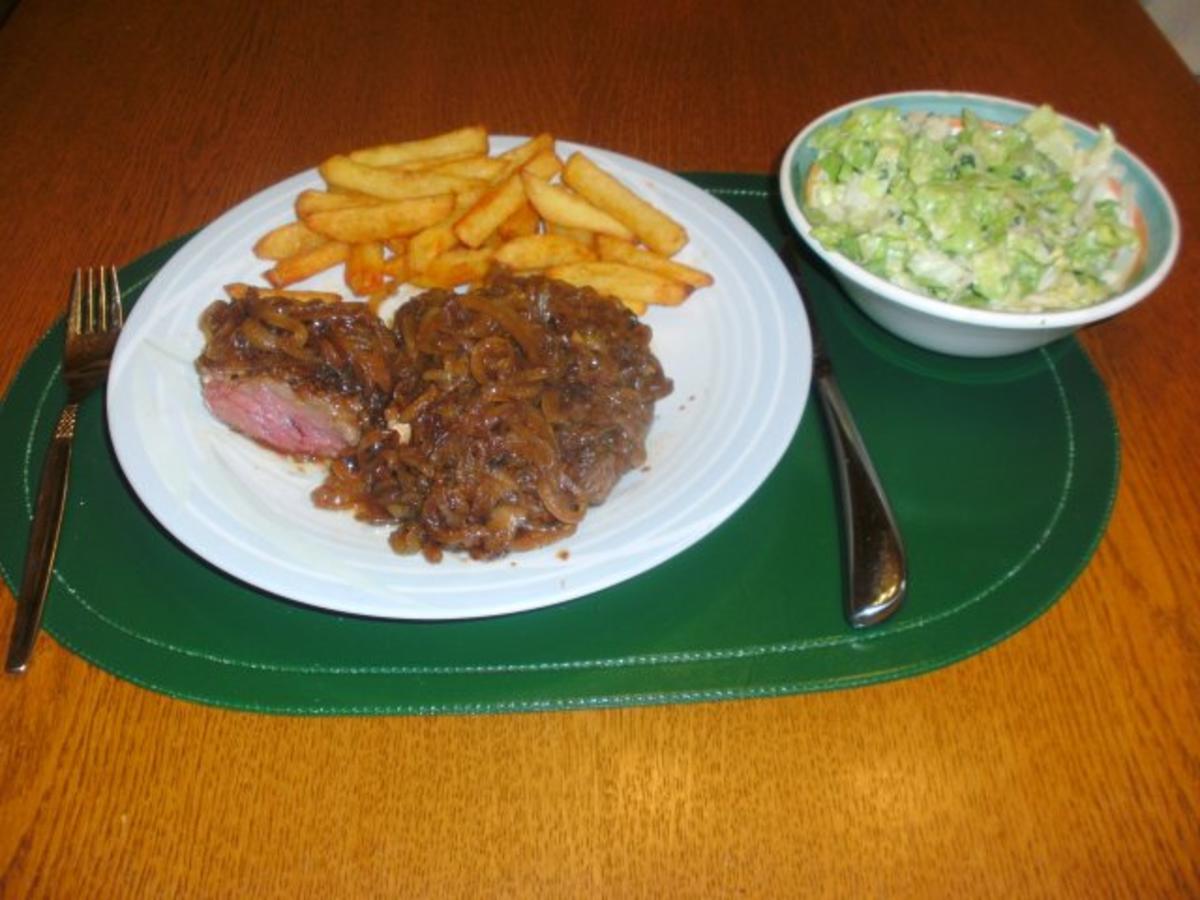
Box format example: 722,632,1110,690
802,105,1141,312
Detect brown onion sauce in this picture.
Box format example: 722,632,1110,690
303,273,674,562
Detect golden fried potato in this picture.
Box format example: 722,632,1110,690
382,245,409,282
562,152,688,256
320,155,481,201
302,194,456,243
521,172,634,240
295,189,382,217
594,234,713,288
411,247,496,288
544,261,691,314
453,174,527,248
347,125,489,167
494,233,596,270
252,221,328,261
491,133,555,183
523,149,564,181
430,155,506,181
248,126,711,309
497,201,541,240
381,151,480,173
546,223,596,248
265,241,351,288
407,187,486,271
345,242,388,296
409,223,460,273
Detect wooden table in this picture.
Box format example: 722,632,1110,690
2,1,1197,895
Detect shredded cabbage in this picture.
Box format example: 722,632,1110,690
803,105,1140,311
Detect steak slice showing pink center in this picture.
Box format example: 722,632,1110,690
195,289,402,459
200,375,363,458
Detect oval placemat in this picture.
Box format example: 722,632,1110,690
0,174,1119,715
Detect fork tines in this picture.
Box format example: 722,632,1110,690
72,266,123,334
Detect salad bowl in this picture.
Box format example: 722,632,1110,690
779,91,1180,357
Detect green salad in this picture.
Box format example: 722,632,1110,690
802,105,1142,311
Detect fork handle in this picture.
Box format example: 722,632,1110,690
6,403,77,673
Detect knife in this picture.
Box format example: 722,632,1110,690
787,252,907,628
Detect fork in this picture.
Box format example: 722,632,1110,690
6,267,123,673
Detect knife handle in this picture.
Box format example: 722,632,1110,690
814,377,907,628
6,403,76,673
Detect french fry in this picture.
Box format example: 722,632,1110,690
347,125,489,167
521,172,634,240
382,246,410,282
491,133,555,183
430,155,506,181
295,189,382,217
594,234,713,288
546,223,596,248
252,221,328,261
562,152,688,256
302,194,456,243
345,242,388,296
523,149,563,181
411,247,496,289
494,233,596,270
544,261,690,314
454,174,527,248
409,223,460,273
497,201,541,240
407,187,485,271
224,283,342,304
319,155,480,201
247,126,711,311
265,241,351,288
383,151,481,173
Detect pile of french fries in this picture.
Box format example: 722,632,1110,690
250,126,713,315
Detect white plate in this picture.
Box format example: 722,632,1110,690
106,138,812,619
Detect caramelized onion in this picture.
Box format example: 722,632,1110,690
469,335,517,384
456,292,543,363
289,273,673,561
537,472,587,524
257,307,310,345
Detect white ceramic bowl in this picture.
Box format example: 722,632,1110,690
779,91,1181,357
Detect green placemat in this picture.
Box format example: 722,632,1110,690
0,174,1119,715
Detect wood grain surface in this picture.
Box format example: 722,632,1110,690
1,0,1198,896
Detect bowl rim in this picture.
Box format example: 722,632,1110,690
779,89,1181,331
